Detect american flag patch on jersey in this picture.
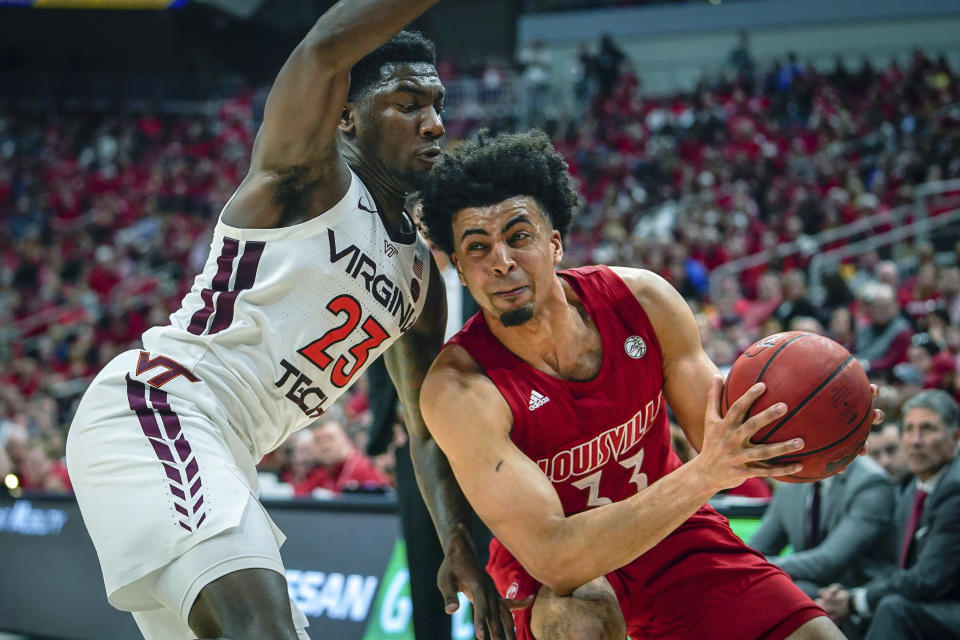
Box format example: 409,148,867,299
413,255,424,279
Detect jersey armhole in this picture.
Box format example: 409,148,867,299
562,265,664,359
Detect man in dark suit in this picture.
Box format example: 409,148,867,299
818,389,960,639
750,455,897,598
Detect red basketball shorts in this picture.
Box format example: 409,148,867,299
486,514,824,640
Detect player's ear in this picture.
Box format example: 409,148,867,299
339,103,356,135
551,230,563,265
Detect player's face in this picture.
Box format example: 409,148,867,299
450,196,563,327
351,63,445,190
901,407,959,481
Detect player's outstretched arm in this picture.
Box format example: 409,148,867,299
383,260,518,640
422,344,805,597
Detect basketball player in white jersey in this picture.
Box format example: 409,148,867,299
65,2,515,638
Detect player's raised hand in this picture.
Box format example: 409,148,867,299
437,539,532,640
695,376,804,489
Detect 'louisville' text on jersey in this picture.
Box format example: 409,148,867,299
537,392,664,483
328,229,416,332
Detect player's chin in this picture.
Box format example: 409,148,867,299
499,305,535,327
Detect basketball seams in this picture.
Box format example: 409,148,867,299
723,334,808,417
754,354,855,444
768,398,872,463
753,334,808,383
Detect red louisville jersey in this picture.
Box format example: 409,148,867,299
451,265,723,521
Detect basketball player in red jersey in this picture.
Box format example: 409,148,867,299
65,2,517,639
418,130,866,639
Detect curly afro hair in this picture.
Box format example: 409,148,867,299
348,31,437,101
420,129,580,255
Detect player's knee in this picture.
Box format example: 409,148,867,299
579,604,626,640
531,593,625,640
535,611,623,640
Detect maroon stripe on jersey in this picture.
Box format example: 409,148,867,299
187,237,240,335
124,373,207,532
208,240,265,334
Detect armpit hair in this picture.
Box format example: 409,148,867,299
273,165,321,226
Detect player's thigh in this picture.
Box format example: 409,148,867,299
150,495,307,639
188,568,299,639
530,577,626,640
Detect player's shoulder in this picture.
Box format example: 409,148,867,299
425,343,484,392
422,344,506,419
605,266,683,308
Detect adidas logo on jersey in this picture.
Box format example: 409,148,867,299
529,390,550,411
384,240,398,258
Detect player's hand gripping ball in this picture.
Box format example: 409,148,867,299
723,331,873,482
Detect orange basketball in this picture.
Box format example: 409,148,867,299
722,331,873,482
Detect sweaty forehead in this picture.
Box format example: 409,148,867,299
454,196,548,232
374,62,443,93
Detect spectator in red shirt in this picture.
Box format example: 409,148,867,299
19,444,72,494
311,419,390,495
279,430,324,498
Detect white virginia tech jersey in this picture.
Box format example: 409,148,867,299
142,169,431,460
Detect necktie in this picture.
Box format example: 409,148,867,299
805,481,822,549
899,489,928,569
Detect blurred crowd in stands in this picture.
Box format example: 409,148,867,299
1,32,959,501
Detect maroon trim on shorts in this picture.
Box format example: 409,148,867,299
125,374,207,532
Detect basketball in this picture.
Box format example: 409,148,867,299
723,331,873,482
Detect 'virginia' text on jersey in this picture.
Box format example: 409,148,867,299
328,229,417,332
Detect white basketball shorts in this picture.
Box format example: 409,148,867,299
66,349,309,638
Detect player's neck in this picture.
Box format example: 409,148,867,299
488,281,598,379
341,136,407,223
